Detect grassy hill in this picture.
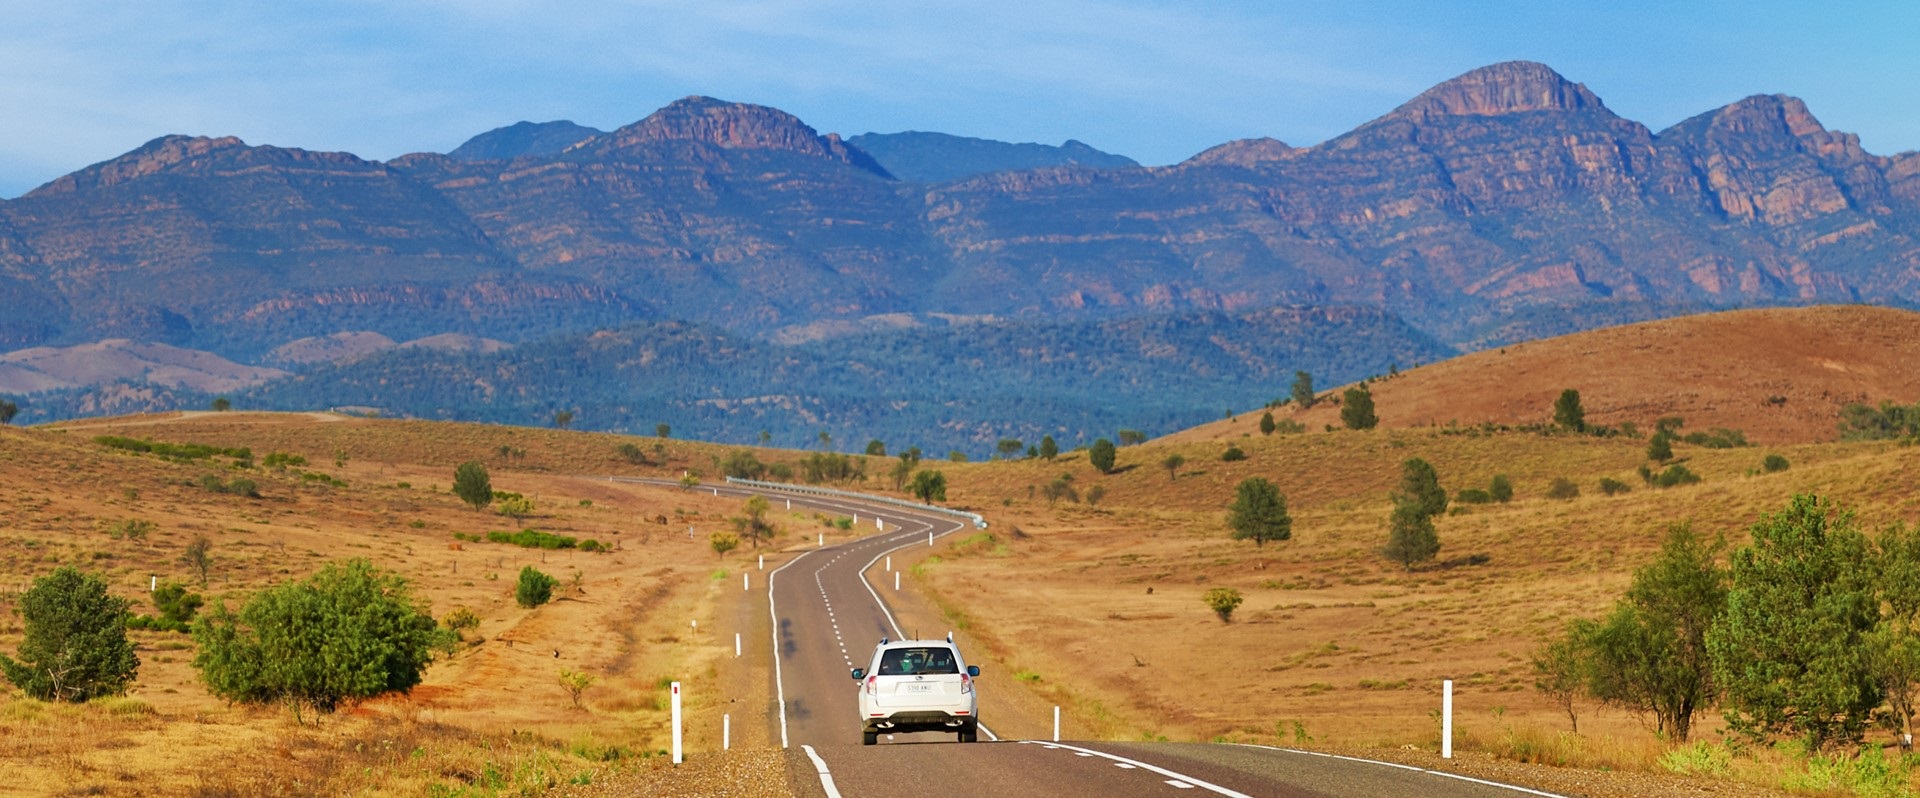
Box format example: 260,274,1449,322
1172,304,1920,446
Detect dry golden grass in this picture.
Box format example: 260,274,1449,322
1169,304,1920,446
901,422,1920,792
0,416,818,796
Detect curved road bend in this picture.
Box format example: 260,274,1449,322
608,477,1566,798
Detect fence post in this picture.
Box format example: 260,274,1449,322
671,681,684,764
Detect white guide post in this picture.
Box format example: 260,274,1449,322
671,681,684,764
785,498,791,510
758,554,764,571
818,532,824,547
886,555,891,571
724,713,732,751
1442,679,1454,759
735,632,742,658
1053,706,1061,742
876,517,884,530
853,513,859,525
894,571,900,591
743,572,749,591
149,575,156,592
928,531,934,547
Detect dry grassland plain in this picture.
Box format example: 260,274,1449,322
2,306,1918,795
0,415,862,796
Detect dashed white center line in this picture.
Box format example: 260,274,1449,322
1166,780,1195,789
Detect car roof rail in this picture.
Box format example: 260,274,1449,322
946,631,954,644
879,636,889,646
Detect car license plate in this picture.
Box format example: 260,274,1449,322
903,683,934,694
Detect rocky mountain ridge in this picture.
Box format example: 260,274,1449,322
1,61,1918,439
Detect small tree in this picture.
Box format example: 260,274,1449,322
184,535,214,586
1161,453,1185,481
1489,474,1513,503
553,410,574,430
496,495,535,518
1546,477,1580,500
0,399,17,424
452,461,493,511
1228,477,1291,547
559,669,596,710
516,566,560,609
818,430,832,450
1341,385,1378,430
0,567,139,702
1647,432,1674,463
210,396,232,412
1038,435,1059,460
1204,587,1244,623
1041,476,1079,507
1291,371,1316,409
709,531,740,558
1552,389,1586,433
996,439,1024,459
1086,485,1106,507
865,439,886,456
908,470,947,503
1532,619,1596,733
1089,438,1117,474
1259,412,1276,436
656,423,671,438
192,559,451,718
1383,500,1439,571
730,495,774,548
1585,525,1727,742
1395,458,1447,518
679,472,701,491
1708,494,1879,749
1118,429,1147,446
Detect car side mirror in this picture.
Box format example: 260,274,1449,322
851,668,866,680
967,665,980,677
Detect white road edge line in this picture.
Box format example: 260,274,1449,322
1021,741,1255,798
614,478,1004,745
800,745,845,798
1232,744,1573,798
852,514,1002,742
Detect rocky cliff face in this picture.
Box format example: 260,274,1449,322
2,63,1918,362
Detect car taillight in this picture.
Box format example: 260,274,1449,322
960,673,973,694
864,675,878,696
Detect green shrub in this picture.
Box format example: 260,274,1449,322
1597,477,1632,496
153,582,203,624
1652,465,1701,488
95,436,250,462
196,475,260,498
262,452,308,470
1220,446,1247,462
496,495,535,518
0,568,139,702
516,567,560,608
1203,587,1244,623
192,559,452,717
1682,428,1749,448
1455,488,1492,505
1762,454,1790,473
1546,477,1580,500
104,518,156,540
1489,474,1514,503
486,529,580,550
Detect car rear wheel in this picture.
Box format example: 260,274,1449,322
958,725,978,743
862,731,878,746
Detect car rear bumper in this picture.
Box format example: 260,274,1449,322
861,709,977,733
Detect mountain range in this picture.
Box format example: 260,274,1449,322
2,60,1916,449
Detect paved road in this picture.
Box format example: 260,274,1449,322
614,477,1568,798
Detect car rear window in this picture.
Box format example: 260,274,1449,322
877,647,958,675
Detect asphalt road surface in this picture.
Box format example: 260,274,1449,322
613,477,1568,798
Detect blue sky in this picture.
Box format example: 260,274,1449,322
1,1,1916,197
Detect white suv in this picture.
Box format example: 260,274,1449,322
850,635,981,744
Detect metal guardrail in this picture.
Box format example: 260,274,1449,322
723,476,988,529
